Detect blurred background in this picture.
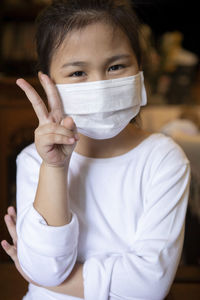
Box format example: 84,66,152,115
0,1,199,299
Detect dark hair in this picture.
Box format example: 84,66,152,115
35,0,142,75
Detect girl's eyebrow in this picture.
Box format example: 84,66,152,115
106,54,131,65
61,61,87,68
61,54,131,69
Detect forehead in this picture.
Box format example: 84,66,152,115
54,22,134,60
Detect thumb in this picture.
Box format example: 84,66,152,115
61,116,76,131
61,117,79,141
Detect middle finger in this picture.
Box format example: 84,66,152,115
38,72,64,123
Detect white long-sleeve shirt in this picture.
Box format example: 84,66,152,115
16,133,190,300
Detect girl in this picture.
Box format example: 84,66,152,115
1,1,190,299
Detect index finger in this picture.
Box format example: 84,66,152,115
16,78,49,125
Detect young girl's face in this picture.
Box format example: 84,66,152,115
50,22,139,84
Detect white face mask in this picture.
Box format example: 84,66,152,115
56,71,147,140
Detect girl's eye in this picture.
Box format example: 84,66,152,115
69,71,86,77
108,64,125,72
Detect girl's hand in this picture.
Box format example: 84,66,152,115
1,207,39,286
1,207,84,297
16,72,79,167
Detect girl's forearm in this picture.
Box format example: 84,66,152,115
45,262,84,298
33,161,71,226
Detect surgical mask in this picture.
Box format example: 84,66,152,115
56,71,147,140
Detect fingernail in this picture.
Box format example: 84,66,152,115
10,206,15,212
1,240,8,249
8,206,14,212
40,74,46,81
16,79,23,87
75,133,79,140
38,71,43,77
69,138,75,144
5,215,11,222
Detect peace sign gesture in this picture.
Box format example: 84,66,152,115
16,72,79,167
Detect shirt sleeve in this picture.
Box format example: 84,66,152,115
83,148,191,300
16,145,79,287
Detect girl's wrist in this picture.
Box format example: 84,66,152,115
35,160,72,226
42,158,71,170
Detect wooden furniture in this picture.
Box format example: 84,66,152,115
0,1,47,77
